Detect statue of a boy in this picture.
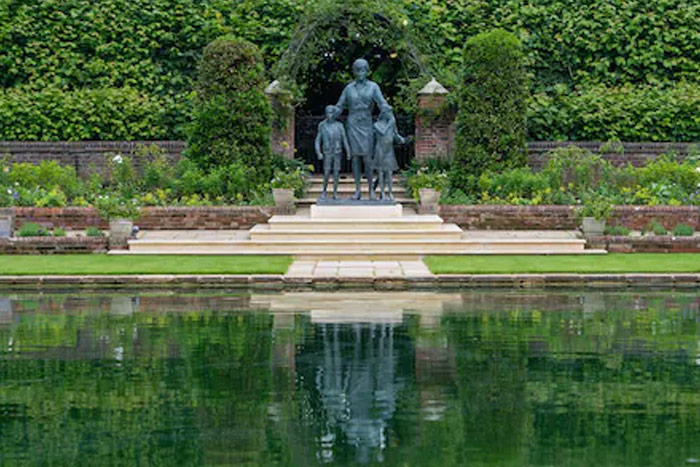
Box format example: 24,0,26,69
373,106,405,200
314,105,351,199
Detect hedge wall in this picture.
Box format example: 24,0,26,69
1,0,699,141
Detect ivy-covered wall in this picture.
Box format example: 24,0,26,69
1,0,698,141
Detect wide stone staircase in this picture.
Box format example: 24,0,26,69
125,190,602,258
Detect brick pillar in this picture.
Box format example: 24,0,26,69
265,80,295,159
415,78,455,162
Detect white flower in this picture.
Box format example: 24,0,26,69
402,19,408,26
696,167,700,173
6,189,11,194
113,154,123,164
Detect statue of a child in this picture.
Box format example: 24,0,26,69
373,106,405,200
315,105,351,199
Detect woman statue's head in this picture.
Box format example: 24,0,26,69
352,59,370,82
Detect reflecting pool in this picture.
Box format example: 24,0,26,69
1,290,699,466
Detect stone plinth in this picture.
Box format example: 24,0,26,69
310,204,403,219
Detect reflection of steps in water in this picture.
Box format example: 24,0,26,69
251,291,463,324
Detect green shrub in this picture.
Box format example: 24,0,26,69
478,168,549,202
604,225,631,236
187,36,272,173
95,195,141,221
648,220,668,236
576,194,613,221
270,166,310,198
529,83,700,142
0,87,173,141
452,29,528,194
541,146,616,198
405,168,449,200
85,226,105,237
52,227,67,237
17,222,49,237
672,223,695,237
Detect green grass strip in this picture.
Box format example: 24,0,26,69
0,255,292,275
424,254,700,274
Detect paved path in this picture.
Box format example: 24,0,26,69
285,260,434,279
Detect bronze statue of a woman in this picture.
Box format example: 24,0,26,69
335,59,389,200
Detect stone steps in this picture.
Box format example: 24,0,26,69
123,203,603,258
250,224,463,241
127,237,591,257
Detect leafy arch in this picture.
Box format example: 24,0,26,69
273,0,432,113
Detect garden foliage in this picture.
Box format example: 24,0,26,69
1,0,699,141
452,29,528,194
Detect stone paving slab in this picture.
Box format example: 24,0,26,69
284,260,435,280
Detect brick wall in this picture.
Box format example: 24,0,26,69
0,237,107,254
439,205,700,230
14,206,273,230
2,140,698,174
590,236,700,253
0,141,184,177
527,141,699,170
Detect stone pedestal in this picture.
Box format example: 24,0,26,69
310,204,403,219
415,78,455,162
266,80,295,159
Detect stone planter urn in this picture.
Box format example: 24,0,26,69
581,217,606,237
419,188,440,213
109,218,134,239
272,188,295,215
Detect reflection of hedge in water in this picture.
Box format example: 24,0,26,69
1,293,700,464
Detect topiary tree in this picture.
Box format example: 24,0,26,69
187,36,272,173
451,29,528,194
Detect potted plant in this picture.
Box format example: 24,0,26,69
576,195,612,237
95,195,141,239
407,168,448,213
270,167,308,214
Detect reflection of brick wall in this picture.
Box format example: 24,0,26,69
439,205,700,230
14,206,273,230
0,141,184,177
0,237,107,254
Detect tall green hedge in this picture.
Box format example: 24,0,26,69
186,36,272,171
529,82,700,142
0,0,699,141
452,30,528,194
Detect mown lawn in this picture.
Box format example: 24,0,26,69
424,254,700,274
0,255,292,275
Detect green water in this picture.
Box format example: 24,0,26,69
0,290,699,466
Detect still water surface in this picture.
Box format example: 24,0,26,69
0,290,699,466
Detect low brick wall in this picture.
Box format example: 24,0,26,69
439,205,700,230
0,141,184,177
528,141,699,170
0,237,107,254
589,235,700,253
14,206,273,230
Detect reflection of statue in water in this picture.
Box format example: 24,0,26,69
335,59,389,200
373,106,406,201
315,105,351,200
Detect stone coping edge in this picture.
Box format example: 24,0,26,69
0,274,698,290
